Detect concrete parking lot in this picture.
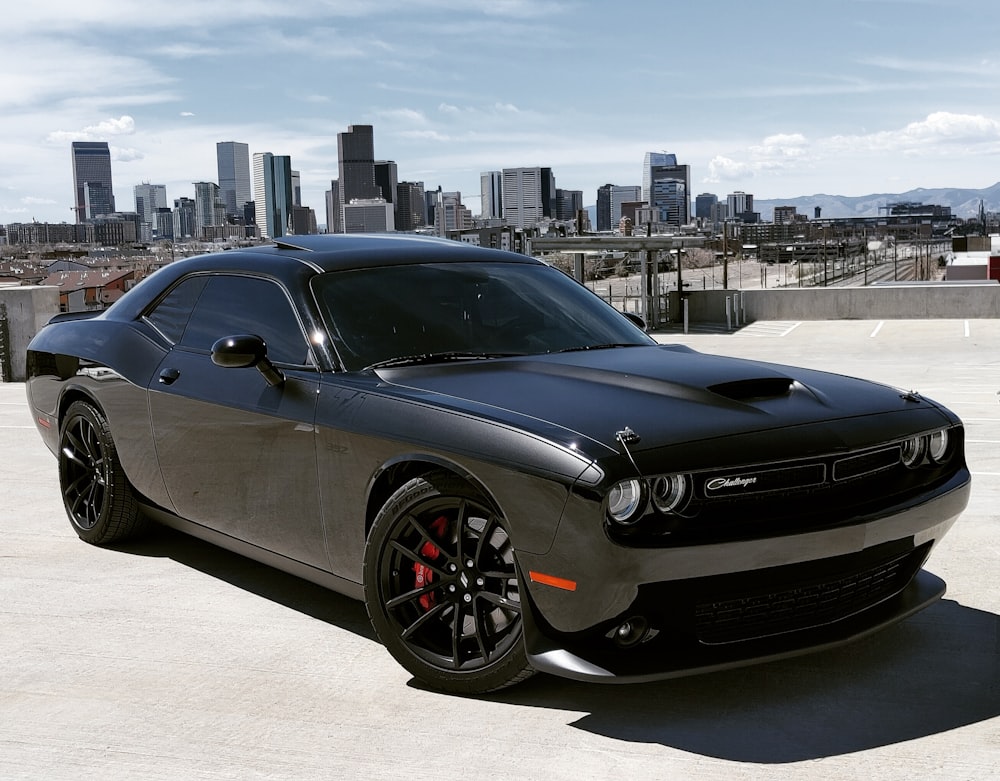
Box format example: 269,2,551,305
2,319,998,780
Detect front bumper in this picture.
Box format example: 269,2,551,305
514,470,970,683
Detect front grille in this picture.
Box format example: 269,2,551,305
609,426,965,548
699,444,904,499
833,446,901,481
693,544,928,645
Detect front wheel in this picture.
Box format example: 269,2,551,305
363,471,533,694
58,400,145,545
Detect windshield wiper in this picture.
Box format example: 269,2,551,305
555,343,645,354
365,351,524,371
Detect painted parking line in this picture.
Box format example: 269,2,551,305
734,321,802,337
868,320,975,338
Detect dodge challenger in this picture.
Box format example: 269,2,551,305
25,234,970,694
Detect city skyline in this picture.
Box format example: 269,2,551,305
5,1,1000,225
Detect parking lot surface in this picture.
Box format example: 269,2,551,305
2,319,998,780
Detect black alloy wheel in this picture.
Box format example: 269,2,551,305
364,471,534,694
58,400,145,545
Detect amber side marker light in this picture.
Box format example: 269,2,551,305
528,571,577,591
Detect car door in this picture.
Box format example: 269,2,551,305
145,273,328,570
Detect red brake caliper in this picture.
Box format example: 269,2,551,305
414,515,449,611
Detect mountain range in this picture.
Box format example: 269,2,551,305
753,182,1000,221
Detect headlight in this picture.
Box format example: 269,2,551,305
651,474,690,514
900,436,926,468
606,479,646,525
927,429,950,463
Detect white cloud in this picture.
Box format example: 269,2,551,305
463,0,567,19
860,54,1000,77
752,133,809,159
375,108,429,124
706,156,756,183
826,112,1000,153
397,130,452,142
86,116,137,136
112,146,145,163
45,116,136,144
703,112,1000,190
154,43,223,59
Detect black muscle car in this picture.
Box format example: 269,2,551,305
25,234,970,694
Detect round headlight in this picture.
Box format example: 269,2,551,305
607,479,646,525
651,474,690,514
927,429,950,463
900,436,926,468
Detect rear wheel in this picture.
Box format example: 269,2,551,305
58,400,145,545
363,471,533,694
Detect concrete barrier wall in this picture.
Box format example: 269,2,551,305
675,285,1000,324
0,286,60,381
2,283,997,380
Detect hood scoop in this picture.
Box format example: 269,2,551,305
709,377,795,402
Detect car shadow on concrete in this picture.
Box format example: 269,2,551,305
113,523,376,641
113,526,998,762
495,598,999,762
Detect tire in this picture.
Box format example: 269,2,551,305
363,471,534,694
58,400,146,545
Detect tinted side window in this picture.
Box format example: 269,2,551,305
180,276,310,365
145,276,208,343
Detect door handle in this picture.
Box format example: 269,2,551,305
158,367,181,385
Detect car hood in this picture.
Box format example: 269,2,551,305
374,345,951,465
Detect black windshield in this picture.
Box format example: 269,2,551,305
311,261,653,372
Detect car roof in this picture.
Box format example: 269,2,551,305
240,233,543,273
101,234,545,321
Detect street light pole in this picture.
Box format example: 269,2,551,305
722,221,729,289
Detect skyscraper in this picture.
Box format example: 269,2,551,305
252,152,294,239
695,192,719,222
374,160,398,204
396,181,426,231
343,199,394,233
727,191,755,222
480,171,503,219
432,191,471,235
596,184,613,231
501,167,555,229
612,186,641,228
642,152,690,227
337,125,380,204
597,184,643,231
325,180,342,234
71,142,116,222
375,160,398,225
193,181,223,236
554,189,583,222
216,142,251,218
172,197,196,240
134,183,167,240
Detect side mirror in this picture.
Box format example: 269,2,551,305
211,334,284,387
622,312,647,331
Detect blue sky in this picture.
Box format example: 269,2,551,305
4,0,1000,225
